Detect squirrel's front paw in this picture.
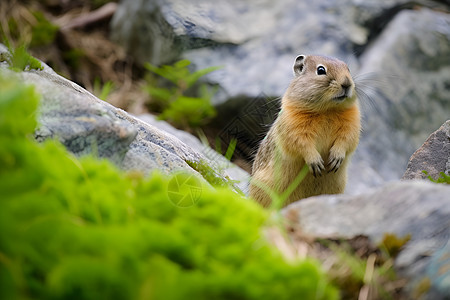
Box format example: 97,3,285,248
327,153,345,173
307,157,325,177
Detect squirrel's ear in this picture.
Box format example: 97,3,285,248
293,55,306,76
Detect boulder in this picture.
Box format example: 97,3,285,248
111,0,448,103
110,0,280,67
354,8,450,183
0,44,245,193
112,0,432,103
402,120,450,180
110,1,450,195
283,180,450,299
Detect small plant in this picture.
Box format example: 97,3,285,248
62,48,85,70
185,159,243,194
422,170,450,184
197,130,237,168
93,77,115,101
144,59,219,129
29,11,59,47
2,8,58,48
0,41,43,71
379,233,411,258
319,237,405,300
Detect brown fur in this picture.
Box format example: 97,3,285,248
249,55,361,207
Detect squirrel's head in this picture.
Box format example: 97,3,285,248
285,55,357,111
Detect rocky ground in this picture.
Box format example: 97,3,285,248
2,41,449,299
2,0,449,188
1,0,449,299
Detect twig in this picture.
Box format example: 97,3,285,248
58,2,117,31
358,253,377,300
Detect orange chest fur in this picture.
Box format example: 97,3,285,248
281,105,360,152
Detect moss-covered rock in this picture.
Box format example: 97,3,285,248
0,75,337,299
0,43,244,195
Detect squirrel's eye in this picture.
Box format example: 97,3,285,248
317,65,326,75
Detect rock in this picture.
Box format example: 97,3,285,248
110,0,178,65
111,1,450,195
425,240,450,300
110,0,284,67
33,73,138,166
355,8,450,184
112,0,435,103
0,44,244,193
283,180,450,299
135,113,250,194
402,120,450,181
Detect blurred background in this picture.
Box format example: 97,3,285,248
1,0,449,193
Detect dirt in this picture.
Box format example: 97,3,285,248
1,0,149,114
281,209,408,300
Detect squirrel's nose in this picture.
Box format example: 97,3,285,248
341,77,352,95
341,77,352,90
339,77,353,98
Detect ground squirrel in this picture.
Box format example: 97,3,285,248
249,54,361,207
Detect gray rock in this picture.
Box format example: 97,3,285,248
111,1,450,195
425,240,450,300
402,120,450,180
112,0,431,103
283,180,450,299
32,72,137,166
355,8,450,184
182,0,407,105
110,0,178,65
110,0,284,67
136,113,250,194
0,45,243,192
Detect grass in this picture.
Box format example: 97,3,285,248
144,59,219,130
0,41,43,71
0,74,338,300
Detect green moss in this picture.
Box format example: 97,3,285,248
1,42,43,71
422,170,450,184
0,76,337,300
185,159,233,189
380,233,411,258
